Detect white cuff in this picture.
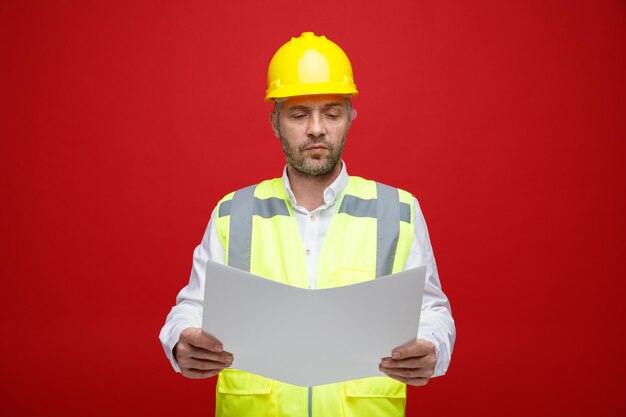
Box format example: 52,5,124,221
159,325,186,373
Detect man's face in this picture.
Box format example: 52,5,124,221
271,95,351,177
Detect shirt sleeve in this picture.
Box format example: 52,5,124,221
404,198,456,377
158,207,226,372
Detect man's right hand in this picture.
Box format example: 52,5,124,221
174,328,233,379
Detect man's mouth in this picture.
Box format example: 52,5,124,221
304,143,328,151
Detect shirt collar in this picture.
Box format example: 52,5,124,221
282,161,349,209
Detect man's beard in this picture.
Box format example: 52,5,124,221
279,133,346,177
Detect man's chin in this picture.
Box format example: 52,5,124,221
297,160,339,177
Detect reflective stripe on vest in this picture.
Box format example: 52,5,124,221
222,185,292,271
224,181,409,277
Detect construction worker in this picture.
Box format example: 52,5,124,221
159,32,455,417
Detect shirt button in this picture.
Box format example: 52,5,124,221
310,215,316,222
305,249,311,256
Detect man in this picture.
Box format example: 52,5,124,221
160,32,455,417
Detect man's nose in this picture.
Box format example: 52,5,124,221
306,113,326,137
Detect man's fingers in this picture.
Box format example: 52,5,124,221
179,357,231,371
380,355,435,370
176,332,232,380
185,345,233,363
391,339,435,360
180,368,222,380
379,363,433,379
177,343,233,364
379,340,436,384
174,331,233,366
385,374,431,387
180,328,224,353
190,346,233,363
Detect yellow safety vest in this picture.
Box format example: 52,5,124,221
213,176,415,417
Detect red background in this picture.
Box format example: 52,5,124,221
2,1,625,416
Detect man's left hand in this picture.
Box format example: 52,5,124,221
379,339,436,386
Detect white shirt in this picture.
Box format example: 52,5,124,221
159,162,455,377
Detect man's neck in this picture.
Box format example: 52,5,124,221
286,163,342,211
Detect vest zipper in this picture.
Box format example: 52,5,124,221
308,386,313,417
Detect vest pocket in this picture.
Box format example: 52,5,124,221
343,377,406,417
217,369,276,417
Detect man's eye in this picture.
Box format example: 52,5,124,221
291,114,306,119
326,113,339,119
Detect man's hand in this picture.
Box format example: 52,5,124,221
174,328,233,379
379,339,436,386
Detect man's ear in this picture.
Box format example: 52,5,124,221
347,108,357,128
269,112,280,138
